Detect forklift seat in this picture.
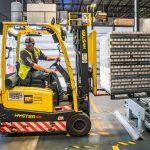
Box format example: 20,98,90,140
15,61,45,87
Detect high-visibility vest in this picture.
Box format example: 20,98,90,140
18,47,40,80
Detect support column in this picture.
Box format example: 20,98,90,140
134,0,139,32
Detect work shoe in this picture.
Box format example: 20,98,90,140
60,93,68,100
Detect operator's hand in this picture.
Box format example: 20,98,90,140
44,69,56,74
55,56,60,61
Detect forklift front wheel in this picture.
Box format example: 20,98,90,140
66,113,91,137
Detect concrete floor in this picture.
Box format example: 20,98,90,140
0,94,149,150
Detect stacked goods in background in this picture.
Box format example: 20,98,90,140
27,4,56,23
69,13,90,26
70,14,78,26
95,11,107,22
113,18,134,26
100,32,150,97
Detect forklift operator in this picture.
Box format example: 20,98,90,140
18,37,67,100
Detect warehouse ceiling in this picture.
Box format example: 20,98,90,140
23,0,150,18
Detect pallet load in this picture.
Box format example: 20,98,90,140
100,32,150,99
113,18,134,26
95,11,107,22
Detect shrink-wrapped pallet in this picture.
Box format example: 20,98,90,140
100,32,150,96
100,34,111,93
95,12,107,22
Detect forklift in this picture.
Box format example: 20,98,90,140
0,22,91,136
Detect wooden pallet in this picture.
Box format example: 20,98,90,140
111,91,150,100
95,89,110,96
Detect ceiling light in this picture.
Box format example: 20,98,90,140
90,4,96,8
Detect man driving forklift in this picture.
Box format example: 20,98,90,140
18,37,68,100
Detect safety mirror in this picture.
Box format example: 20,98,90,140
51,17,55,25
5,47,13,59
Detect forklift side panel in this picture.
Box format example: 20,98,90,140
2,86,54,112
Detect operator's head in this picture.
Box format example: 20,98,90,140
25,37,35,51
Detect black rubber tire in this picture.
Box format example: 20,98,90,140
66,113,91,137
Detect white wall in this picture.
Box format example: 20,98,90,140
140,18,150,32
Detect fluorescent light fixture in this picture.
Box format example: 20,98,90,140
90,3,96,7
14,25,21,30
30,26,36,30
36,26,46,30
36,26,43,30
14,25,26,31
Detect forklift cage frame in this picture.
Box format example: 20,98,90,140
1,22,78,111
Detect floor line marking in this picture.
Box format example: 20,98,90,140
118,142,128,146
128,141,136,145
89,97,99,113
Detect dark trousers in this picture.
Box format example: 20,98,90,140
32,71,64,96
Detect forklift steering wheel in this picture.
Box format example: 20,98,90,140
49,59,59,69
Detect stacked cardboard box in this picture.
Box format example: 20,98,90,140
27,4,56,23
71,20,77,26
70,14,78,26
95,12,107,22
100,32,150,96
113,18,134,26
70,14,78,19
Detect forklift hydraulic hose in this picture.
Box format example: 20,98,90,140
5,73,18,89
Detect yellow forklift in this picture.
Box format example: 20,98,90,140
0,22,91,136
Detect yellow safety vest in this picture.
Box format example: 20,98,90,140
18,47,40,80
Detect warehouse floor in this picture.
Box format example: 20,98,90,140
0,94,149,150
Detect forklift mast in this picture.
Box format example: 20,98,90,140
73,26,90,116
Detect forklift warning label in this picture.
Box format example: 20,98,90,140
82,30,87,50
82,53,87,63
24,95,33,104
8,92,24,101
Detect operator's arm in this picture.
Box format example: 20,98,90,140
39,50,60,61
46,56,60,61
32,64,54,73
20,50,55,74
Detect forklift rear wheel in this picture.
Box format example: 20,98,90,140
66,113,91,137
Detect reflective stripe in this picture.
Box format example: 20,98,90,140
18,47,40,80
0,121,67,133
